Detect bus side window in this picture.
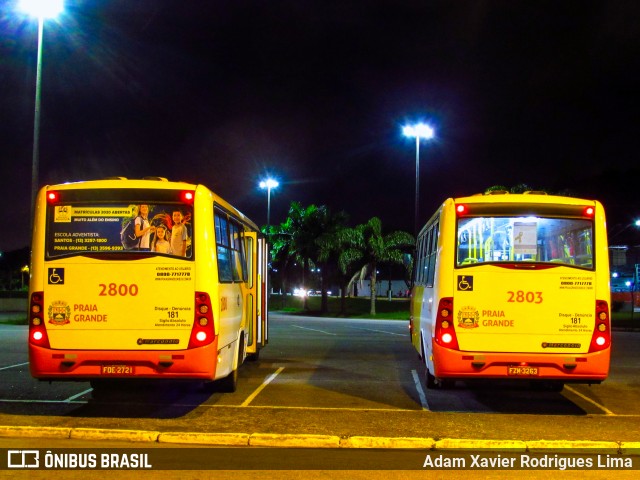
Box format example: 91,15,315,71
215,211,233,282
416,233,427,285
426,221,438,286
229,220,246,282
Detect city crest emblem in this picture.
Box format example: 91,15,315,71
457,306,479,329
48,301,71,325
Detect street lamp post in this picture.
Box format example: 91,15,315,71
259,178,279,232
19,0,64,217
402,123,435,235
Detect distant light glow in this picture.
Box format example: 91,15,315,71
19,0,64,19
402,123,435,140
259,178,279,190
635,219,640,227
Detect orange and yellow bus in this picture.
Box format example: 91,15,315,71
28,177,268,392
410,192,611,391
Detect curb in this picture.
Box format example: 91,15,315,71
0,426,638,454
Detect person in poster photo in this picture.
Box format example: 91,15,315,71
170,209,190,257
135,204,155,250
152,224,173,254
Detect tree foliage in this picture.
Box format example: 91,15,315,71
267,204,414,317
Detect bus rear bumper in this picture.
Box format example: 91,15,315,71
29,340,219,381
432,344,610,382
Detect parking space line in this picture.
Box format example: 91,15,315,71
290,325,336,335
564,385,616,416
0,362,29,371
349,326,406,337
411,369,429,411
241,367,285,407
65,388,93,402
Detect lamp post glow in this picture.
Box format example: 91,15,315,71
259,178,279,231
403,123,435,234
19,0,64,217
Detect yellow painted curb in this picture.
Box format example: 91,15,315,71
435,438,527,451
526,440,619,453
70,428,159,442
340,436,435,449
249,433,340,448
0,426,71,439
619,442,640,455
158,432,250,446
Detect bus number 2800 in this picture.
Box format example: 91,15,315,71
98,283,139,296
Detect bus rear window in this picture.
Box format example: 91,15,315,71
456,216,593,269
46,202,193,259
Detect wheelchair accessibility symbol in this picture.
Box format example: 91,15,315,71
457,275,473,291
48,268,65,285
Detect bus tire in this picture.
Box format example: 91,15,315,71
531,380,564,392
425,369,437,389
438,378,455,389
247,350,260,362
218,367,238,393
218,334,245,393
545,380,564,393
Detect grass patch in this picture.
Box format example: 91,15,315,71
610,310,640,330
269,294,410,320
0,313,27,325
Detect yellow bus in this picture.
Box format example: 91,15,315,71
410,192,611,391
28,177,268,392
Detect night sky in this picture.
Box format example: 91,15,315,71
2,0,640,253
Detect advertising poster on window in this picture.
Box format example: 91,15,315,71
512,222,537,255
47,203,193,258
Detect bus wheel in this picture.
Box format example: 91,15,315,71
438,378,455,389
531,380,564,392
548,381,564,392
218,336,244,393
247,350,260,362
218,367,238,393
425,369,437,389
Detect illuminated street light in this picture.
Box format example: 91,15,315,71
19,0,64,217
403,123,435,234
259,178,279,231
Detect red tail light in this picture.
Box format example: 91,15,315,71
434,297,459,350
188,292,215,348
29,292,50,349
589,300,611,353
46,191,59,204
181,190,195,204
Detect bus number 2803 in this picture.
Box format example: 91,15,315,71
98,283,139,296
507,290,543,304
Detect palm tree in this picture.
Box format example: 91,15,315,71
269,202,337,310
338,217,414,316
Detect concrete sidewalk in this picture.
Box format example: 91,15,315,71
1,425,639,454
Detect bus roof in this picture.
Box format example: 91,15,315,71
41,177,260,232
452,191,599,206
